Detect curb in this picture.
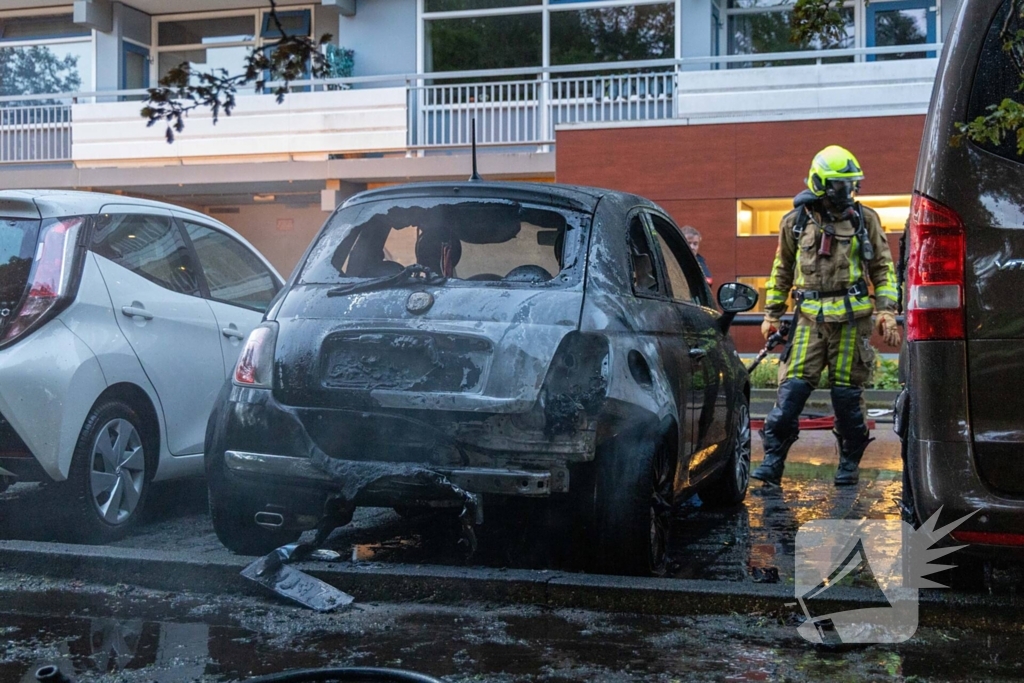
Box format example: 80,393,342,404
0,540,1019,625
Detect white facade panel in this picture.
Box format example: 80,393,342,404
72,89,409,166
674,59,938,124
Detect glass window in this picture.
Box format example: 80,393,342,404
649,214,702,304
123,43,149,92
425,0,539,11
183,222,278,311
737,195,911,235
92,214,200,296
0,41,93,96
968,0,1022,162
867,0,933,61
158,46,252,81
549,4,675,65
158,16,256,46
260,9,311,39
425,13,542,72
0,15,89,41
727,0,853,65
299,199,584,288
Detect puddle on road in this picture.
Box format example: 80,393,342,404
5,587,1024,683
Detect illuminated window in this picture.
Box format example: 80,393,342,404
737,195,911,235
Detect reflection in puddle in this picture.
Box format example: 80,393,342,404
8,616,213,683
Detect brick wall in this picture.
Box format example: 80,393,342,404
556,115,925,354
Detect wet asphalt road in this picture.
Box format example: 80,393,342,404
4,568,1024,683
4,430,1024,682
0,430,906,584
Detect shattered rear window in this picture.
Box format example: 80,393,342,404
299,198,588,287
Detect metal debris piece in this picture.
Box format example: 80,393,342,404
242,546,353,613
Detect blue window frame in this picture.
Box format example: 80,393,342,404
866,0,936,61
122,42,150,90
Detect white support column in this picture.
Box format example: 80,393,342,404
679,0,713,72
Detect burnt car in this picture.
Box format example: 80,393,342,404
205,182,756,575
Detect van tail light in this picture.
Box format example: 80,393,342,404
906,193,965,341
1,216,84,344
234,323,278,388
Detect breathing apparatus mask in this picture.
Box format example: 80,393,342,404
825,179,859,213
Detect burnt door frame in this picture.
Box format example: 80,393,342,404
642,210,732,484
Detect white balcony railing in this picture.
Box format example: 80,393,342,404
0,102,73,163
0,43,942,165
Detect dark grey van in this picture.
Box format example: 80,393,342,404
901,0,1024,550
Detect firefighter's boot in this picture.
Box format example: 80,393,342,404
831,385,874,486
752,379,813,486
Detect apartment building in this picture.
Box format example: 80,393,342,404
0,0,951,350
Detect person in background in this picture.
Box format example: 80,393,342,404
682,225,712,286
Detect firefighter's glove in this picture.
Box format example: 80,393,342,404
876,311,902,348
761,316,781,341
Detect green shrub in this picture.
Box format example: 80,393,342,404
745,352,900,390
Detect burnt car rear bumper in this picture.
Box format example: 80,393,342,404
224,450,567,497
206,383,595,522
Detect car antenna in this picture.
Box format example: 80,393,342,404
469,117,482,182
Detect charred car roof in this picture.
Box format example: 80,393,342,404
342,181,630,214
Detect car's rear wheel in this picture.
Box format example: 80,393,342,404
61,400,152,544
578,427,676,576
700,399,751,507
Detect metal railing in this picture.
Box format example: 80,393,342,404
0,102,72,163
0,42,942,163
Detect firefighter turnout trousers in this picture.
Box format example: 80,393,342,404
780,315,874,388
752,314,875,486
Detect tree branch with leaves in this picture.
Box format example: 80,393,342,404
140,0,336,143
789,0,848,47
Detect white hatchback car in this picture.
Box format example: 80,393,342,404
0,190,282,542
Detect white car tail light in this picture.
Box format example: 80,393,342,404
1,216,85,344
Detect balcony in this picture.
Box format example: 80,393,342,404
0,44,940,167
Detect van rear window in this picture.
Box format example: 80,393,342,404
967,0,1024,162
0,217,40,316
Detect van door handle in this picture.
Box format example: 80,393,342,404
121,305,153,321
222,327,245,340
688,348,707,361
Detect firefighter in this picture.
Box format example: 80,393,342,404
752,145,902,487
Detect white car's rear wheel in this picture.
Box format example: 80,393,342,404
62,400,152,544
88,418,146,525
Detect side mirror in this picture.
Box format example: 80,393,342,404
716,282,759,334
717,282,759,313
